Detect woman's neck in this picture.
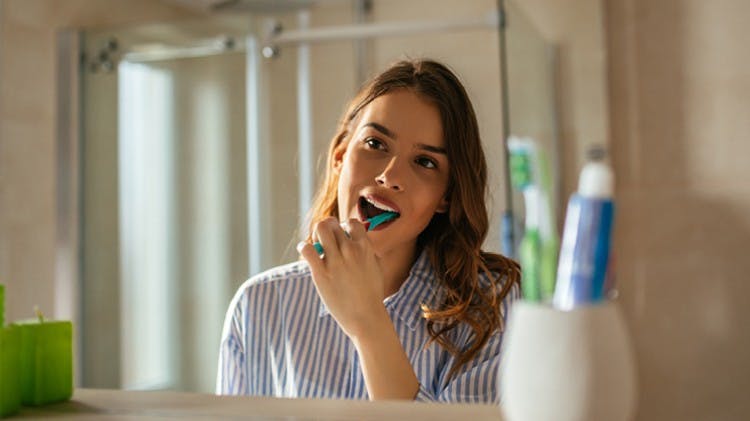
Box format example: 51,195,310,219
377,242,419,298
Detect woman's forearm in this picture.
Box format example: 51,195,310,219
350,307,420,400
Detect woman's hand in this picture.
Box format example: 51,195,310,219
298,217,420,400
297,217,388,340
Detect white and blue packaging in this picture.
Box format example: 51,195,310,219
553,158,615,310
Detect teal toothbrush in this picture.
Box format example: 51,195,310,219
313,211,398,255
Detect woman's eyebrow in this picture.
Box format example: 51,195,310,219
363,122,396,139
417,143,447,155
364,122,447,155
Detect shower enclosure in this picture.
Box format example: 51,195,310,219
58,0,557,393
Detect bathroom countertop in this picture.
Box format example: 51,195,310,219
13,388,505,420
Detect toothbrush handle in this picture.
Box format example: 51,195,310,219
312,229,353,255
311,225,362,256
310,218,382,256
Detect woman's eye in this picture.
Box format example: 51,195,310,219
365,138,385,150
416,157,438,169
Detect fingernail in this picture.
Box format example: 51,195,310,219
296,241,306,252
340,221,352,238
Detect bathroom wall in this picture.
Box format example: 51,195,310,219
0,0,199,324
606,0,750,419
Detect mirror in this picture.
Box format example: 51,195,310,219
74,0,606,396
502,0,609,301
502,0,561,299
79,0,507,393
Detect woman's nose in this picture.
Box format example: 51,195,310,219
375,157,405,191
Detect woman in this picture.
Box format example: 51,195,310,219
217,59,520,403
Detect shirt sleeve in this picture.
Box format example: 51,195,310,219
415,281,520,404
216,287,248,395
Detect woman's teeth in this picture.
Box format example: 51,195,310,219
358,196,401,222
364,197,397,213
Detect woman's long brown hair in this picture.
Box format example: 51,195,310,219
305,59,521,379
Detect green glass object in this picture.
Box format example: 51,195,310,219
0,325,22,417
13,319,73,406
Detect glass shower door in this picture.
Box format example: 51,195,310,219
118,53,249,391
80,9,359,394
82,21,251,392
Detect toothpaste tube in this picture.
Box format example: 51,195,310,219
553,160,615,310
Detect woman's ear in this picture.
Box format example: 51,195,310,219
332,137,348,173
333,147,345,173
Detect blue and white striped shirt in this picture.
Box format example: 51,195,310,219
216,250,519,403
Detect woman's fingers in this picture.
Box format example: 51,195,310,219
297,240,325,275
306,217,369,264
299,217,385,338
314,217,343,262
338,219,368,261
330,219,352,246
344,218,367,241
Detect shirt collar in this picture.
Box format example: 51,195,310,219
318,249,441,330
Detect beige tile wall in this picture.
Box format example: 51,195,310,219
606,0,750,419
0,0,197,334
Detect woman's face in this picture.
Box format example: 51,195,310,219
335,89,450,258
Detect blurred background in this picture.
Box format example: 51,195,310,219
1,0,749,420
